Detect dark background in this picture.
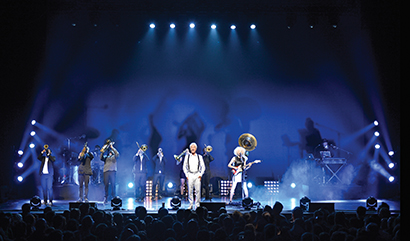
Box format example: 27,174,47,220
1,0,400,201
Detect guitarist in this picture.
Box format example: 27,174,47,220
227,146,251,203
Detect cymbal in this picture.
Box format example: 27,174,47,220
238,133,257,151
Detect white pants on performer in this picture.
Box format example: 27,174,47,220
187,172,201,208
230,172,248,201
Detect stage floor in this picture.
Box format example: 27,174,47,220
0,196,400,216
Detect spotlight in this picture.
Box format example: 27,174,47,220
366,196,377,211
167,182,174,189
388,151,394,156
388,163,395,169
111,196,122,210
242,197,253,210
29,143,35,149
31,120,36,125
373,120,379,126
149,23,155,29
290,183,296,189
17,162,23,168
247,182,253,189
250,24,256,29
230,25,236,30
388,176,395,182
170,196,181,210
17,150,24,156
375,144,381,149
170,23,176,29
17,176,23,182
30,131,36,136
127,182,134,189
300,196,311,212
374,131,380,137
189,23,195,28
30,196,41,210
211,24,217,29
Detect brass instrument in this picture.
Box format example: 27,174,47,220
100,139,114,153
79,142,88,159
204,144,213,153
238,133,257,151
174,149,188,162
44,144,49,149
136,142,148,152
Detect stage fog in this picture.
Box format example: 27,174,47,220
24,12,396,201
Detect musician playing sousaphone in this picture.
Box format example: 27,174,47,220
228,134,261,203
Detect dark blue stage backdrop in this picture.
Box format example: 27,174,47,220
16,12,399,200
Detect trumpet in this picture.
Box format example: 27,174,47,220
204,144,213,153
100,139,115,153
174,149,188,162
79,142,88,159
44,144,49,149
136,142,148,152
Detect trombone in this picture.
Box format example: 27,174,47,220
174,149,188,163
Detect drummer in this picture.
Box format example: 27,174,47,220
91,145,104,184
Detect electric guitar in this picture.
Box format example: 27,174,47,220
231,160,262,175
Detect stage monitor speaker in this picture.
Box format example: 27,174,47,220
200,202,226,212
69,202,97,210
309,202,335,213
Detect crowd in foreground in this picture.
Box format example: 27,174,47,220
0,200,400,241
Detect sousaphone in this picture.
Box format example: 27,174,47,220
238,133,257,151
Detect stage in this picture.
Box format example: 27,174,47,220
0,196,400,217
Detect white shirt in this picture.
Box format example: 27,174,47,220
42,157,49,174
183,152,205,176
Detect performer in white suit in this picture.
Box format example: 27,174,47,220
183,142,205,210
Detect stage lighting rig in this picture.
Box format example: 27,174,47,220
111,196,122,210
170,196,181,210
242,197,253,210
30,196,41,210
366,196,377,211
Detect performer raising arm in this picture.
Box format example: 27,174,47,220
77,143,94,203
99,140,119,204
37,145,56,206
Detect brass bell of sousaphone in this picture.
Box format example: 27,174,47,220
238,133,257,151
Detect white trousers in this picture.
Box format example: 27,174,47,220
230,172,248,201
186,172,201,208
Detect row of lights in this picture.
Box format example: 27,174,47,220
149,23,257,30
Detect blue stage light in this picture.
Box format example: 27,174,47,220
374,131,380,137
31,120,36,125
373,120,379,126
170,23,176,29
29,143,35,149
149,23,156,29
388,150,394,156
30,131,36,136
189,23,195,28
167,182,174,189
230,25,236,30
211,24,216,29
17,162,23,168
17,176,23,182
250,24,256,29
128,182,134,188
290,183,296,188
388,176,395,182
18,150,24,156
